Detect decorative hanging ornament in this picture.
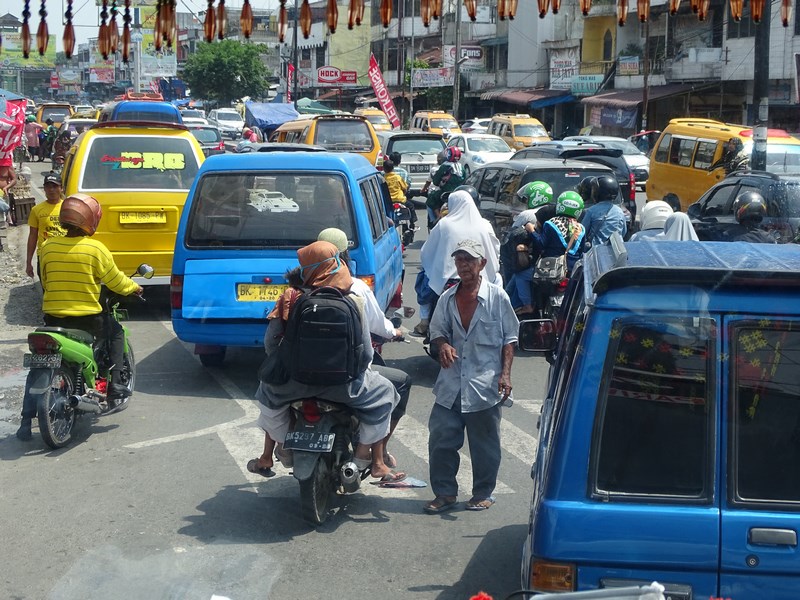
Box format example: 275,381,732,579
537,0,550,18
750,0,765,22
300,0,312,38
37,0,49,56
580,0,592,16
204,0,216,42
216,0,227,40
697,0,710,20
327,0,339,33
109,0,120,53
420,0,431,26
669,0,680,14
21,1,32,59
617,0,628,25
240,0,253,37
781,0,792,26
279,0,288,40
552,0,562,15
508,0,518,18
728,0,742,21
121,0,131,63
432,0,442,19
689,0,700,14
637,0,649,21
356,0,365,25
63,0,75,58
498,0,507,20
465,0,478,20
99,0,111,58
380,0,392,27
154,0,163,50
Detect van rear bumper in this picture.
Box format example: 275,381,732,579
172,317,267,348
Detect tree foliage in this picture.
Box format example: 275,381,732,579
182,40,270,105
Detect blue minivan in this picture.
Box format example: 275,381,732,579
520,238,800,599
171,151,403,366
99,101,183,124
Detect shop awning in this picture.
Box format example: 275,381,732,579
481,87,574,109
581,83,694,108
480,36,508,47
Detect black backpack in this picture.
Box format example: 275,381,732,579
279,287,365,385
501,226,535,273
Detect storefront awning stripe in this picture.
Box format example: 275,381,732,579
581,84,694,108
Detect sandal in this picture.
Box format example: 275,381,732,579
274,446,294,468
424,496,458,514
383,452,398,469
246,458,275,478
465,496,495,511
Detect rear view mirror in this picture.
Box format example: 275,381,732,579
136,264,155,279
518,319,557,352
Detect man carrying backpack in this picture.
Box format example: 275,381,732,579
252,240,404,482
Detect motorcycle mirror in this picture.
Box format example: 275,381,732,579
135,264,155,279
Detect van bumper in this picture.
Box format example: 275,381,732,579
172,317,267,348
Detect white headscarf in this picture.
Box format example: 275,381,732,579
420,190,502,295
656,212,699,241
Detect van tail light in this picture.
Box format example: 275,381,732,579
629,172,636,202
529,559,576,593
301,399,322,423
170,274,184,311
389,282,403,309
28,333,61,354
357,274,375,291
217,141,225,150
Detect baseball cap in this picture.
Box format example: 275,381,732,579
43,173,62,186
451,239,485,259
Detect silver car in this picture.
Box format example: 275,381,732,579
376,131,446,196
208,108,245,140
565,135,650,189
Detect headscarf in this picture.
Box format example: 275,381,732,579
657,212,699,241
267,240,353,320
420,190,501,295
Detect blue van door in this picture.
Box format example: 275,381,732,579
720,316,800,600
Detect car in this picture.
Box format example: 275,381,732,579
187,124,226,157
461,117,491,133
171,152,404,367
513,141,638,224
519,238,800,600
353,107,392,132
36,102,74,126
375,130,447,195
57,117,98,141
446,133,514,177
208,108,245,139
182,116,209,126
464,157,622,237
409,110,461,139
98,100,184,124
234,142,326,154
73,104,94,114
686,170,800,242
488,113,550,149
181,108,207,120
564,135,651,188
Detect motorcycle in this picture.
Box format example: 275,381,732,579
392,201,416,248
21,264,154,449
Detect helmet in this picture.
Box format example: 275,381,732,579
243,127,252,135
639,200,673,231
46,118,54,125
444,146,462,162
591,174,620,203
732,191,767,225
516,181,553,210
26,114,36,123
454,184,479,204
59,193,103,235
556,191,584,219
575,177,596,204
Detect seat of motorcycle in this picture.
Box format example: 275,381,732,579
35,326,96,345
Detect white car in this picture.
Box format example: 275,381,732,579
208,108,245,139
461,117,491,133
447,133,514,176
182,116,209,126
564,135,650,188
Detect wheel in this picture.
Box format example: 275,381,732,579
36,367,77,449
199,348,226,367
299,455,333,525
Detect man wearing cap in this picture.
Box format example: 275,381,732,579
26,172,66,280
424,238,519,514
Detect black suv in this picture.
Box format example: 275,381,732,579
513,141,637,223
464,158,619,237
687,170,800,242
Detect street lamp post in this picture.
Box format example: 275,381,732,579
292,0,299,110
452,0,463,120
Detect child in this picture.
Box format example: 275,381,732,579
383,160,408,204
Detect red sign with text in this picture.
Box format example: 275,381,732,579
317,66,358,86
367,54,399,129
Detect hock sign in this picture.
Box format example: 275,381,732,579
316,66,358,87
367,54,400,129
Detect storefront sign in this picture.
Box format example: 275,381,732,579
618,56,640,76
443,45,484,72
549,47,579,90
367,54,400,129
571,74,604,96
600,107,637,129
316,66,358,86
411,67,455,88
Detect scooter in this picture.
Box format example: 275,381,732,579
392,201,416,248
21,264,154,449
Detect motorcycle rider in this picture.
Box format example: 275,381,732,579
580,174,626,247
525,191,586,274
16,194,143,440
722,191,777,243
51,130,72,170
630,200,674,241
425,147,465,226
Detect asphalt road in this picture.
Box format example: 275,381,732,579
0,173,553,600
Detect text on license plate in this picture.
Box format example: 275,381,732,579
284,431,336,452
236,283,288,302
119,212,167,224
23,353,62,368
408,164,429,173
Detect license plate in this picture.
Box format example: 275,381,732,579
550,295,564,307
284,431,336,452
119,212,167,224
23,353,62,368
236,283,288,302
408,164,429,173
399,219,410,225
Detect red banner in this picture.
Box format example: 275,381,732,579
287,63,295,103
367,54,400,129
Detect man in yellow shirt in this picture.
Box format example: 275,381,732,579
25,172,66,279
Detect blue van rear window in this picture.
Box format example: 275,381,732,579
186,172,357,248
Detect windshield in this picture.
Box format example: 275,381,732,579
600,140,643,155
217,112,243,123
190,128,222,144
522,168,618,200
772,182,800,217
390,137,446,155
467,137,511,153
431,119,458,129
186,172,357,248
314,120,374,151
366,115,390,126
182,110,205,118
514,124,548,138
41,107,71,122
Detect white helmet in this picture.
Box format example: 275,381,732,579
640,200,674,231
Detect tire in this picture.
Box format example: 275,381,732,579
36,367,77,449
199,348,226,367
299,455,333,525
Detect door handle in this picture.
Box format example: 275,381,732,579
749,528,798,547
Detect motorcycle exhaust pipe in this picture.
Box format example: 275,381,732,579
68,395,103,414
340,461,361,494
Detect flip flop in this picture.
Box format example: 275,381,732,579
424,496,458,514
383,452,398,469
465,496,495,511
374,470,406,483
246,459,276,478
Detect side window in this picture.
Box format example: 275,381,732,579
497,169,521,207
654,133,672,163
669,137,697,167
731,323,800,505
700,183,738,216
693,141,717,170
592,317,716,499
477,167,503,199
465,169,483,189
360,179,382,240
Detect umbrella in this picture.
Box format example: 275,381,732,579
0,88,25,101
296,97,335,115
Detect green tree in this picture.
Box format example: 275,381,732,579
182,40,270,105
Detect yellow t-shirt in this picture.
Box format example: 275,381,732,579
27,200,66,249
385,172,408,203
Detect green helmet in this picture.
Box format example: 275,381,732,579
26,114,37,123
516,181,553,210
556,191,584,219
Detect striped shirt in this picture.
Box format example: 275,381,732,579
39,236,139,317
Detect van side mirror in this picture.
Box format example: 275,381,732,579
422,125,429,131
518,319,557,353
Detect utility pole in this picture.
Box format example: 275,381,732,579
641,18,650,130
292,0,299,110
452,0,463,119
409,0,415,118
751,0,771,169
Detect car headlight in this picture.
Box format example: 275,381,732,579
473,155,485,164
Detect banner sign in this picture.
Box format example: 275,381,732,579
140,33,177,78
0,34,56,69
549,47,579,90
287,63,295,103
600,107,637,129
367,54,400,129
618,56,640,76
316,66,358,87
443,45,484,72
571,74,604,96
411,67,455,88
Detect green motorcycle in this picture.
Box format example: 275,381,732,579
21,265,154,449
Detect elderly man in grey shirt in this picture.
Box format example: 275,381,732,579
424,239,519,513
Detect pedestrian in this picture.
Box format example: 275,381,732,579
0,92,26,192
24,115,42,162
424,239,519,514
26,172,66,280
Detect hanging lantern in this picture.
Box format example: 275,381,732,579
169,0,178,46
552,0,562,15
697,0,710,20
37,0,49,56
109,0,120,53
278,0,288,39
347,0,357,28
63,0,75,58
380,0,392,26
240,0,253,37
21,1,31,59
300,0,312,38
617,0,627,25
508,0,519,18
216,0,227,40
420,0,431,26
432,0,442,19
751,0,765,22
669,0,680,14
465,0,478,20
356,0,365,25
498,0,507,20
99,0,111,58
728,0,742,21
637,0,649,21
781,0,792,26
327,0,339,33
579,0,592,16
204,0,216,42
537,0,550,18
122,0,131,63
689,0,700,13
